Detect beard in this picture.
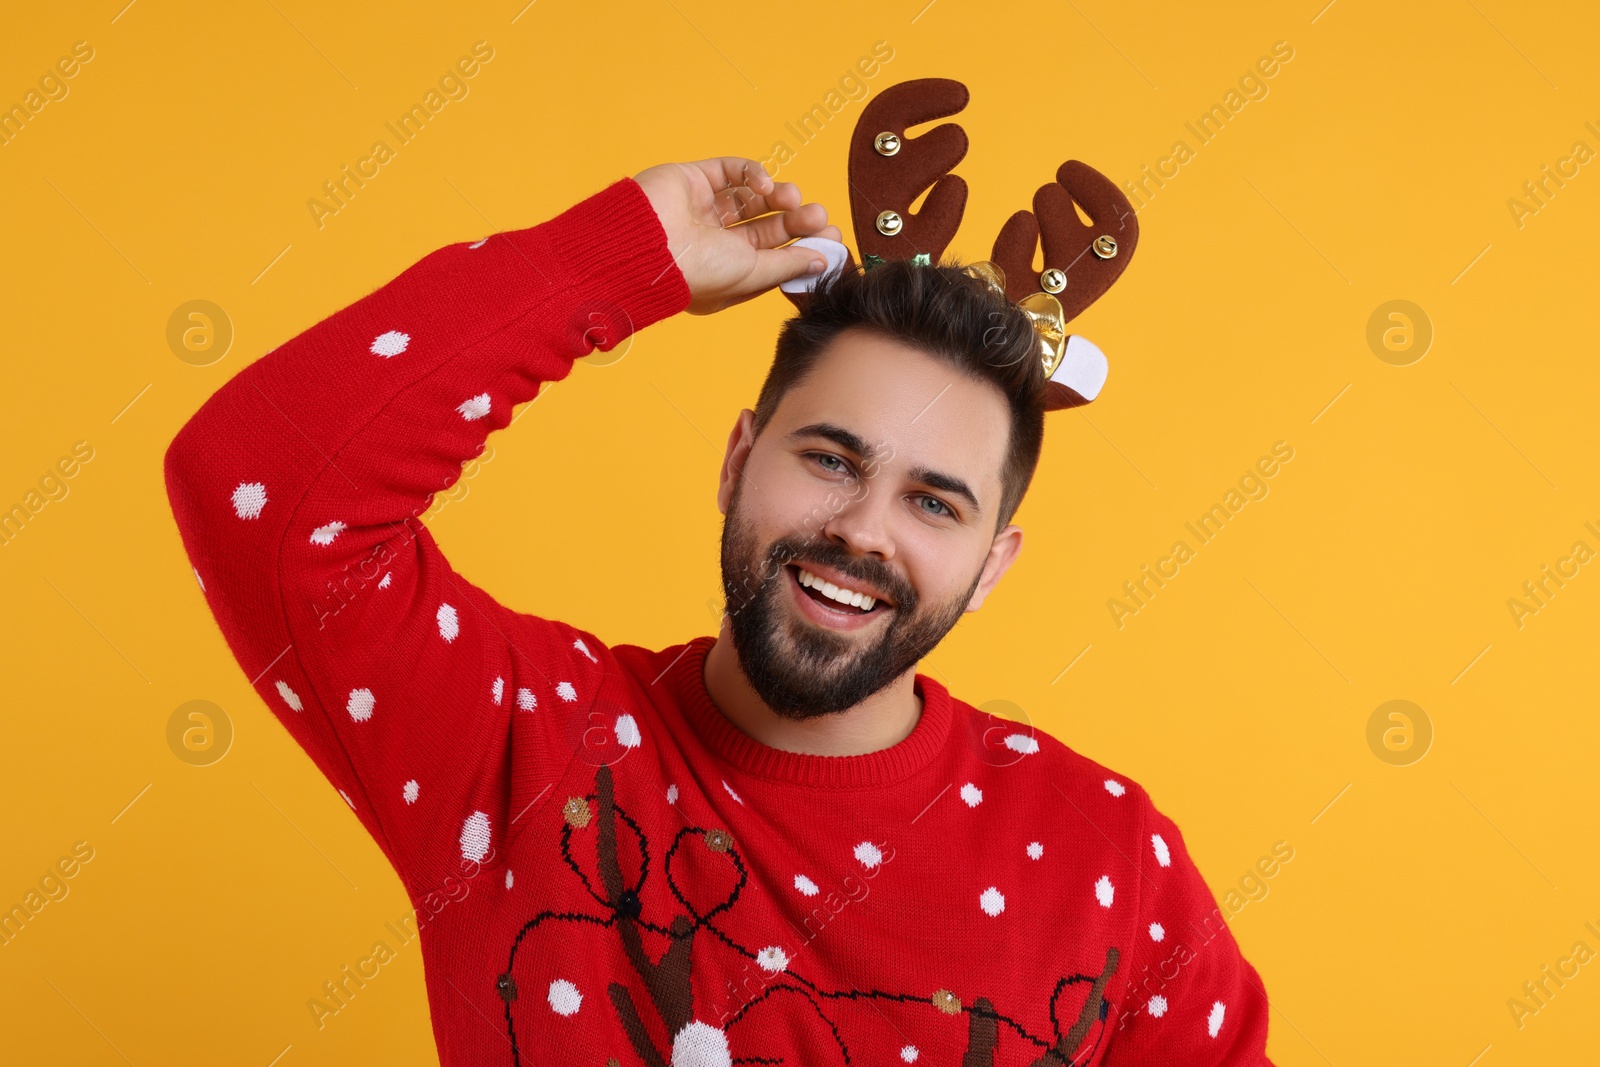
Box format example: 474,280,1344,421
718,477,982,721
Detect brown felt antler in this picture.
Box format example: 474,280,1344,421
987,162,1140,409
847,78,971,265
990,161,1139,322
782,78,971,313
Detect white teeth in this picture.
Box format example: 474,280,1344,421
798,568,879,611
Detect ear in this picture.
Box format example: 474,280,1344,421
717,408,757,515
965,524,1023,611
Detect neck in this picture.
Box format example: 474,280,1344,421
701,617,924,757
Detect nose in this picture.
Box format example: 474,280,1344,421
819,482,896,562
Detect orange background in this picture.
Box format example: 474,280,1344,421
2,1,1597,1063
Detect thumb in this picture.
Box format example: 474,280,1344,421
743,244,828,296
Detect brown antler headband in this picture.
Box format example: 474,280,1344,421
779,77,1140,410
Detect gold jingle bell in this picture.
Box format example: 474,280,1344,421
876,210,904,236
1091,234,1118,259
1039,267,1067,294
873,131,901,156
1017,291,1068,379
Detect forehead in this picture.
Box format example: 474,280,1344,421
766,328,1011,504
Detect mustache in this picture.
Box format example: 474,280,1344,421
760,534,916,610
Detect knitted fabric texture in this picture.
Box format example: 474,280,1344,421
163,176,1274,1067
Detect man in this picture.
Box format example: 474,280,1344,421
164,156,1274,1065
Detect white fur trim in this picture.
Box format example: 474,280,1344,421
1049,334,1109,402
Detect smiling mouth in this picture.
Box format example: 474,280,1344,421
789,565,885,615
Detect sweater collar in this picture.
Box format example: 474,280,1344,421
664,635,953,790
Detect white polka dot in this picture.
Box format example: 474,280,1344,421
347,688,375,722
979,886,1005,916
469,237,488,249
794,873,819,896
1004,733,1039,754
1104,779,1126,797
193,567,205,591
1149,922,1165,942
671,1021,730,1067
855,841,883,869
460,810,491,862
900,1046,919,1063
666,783,679,804
960,783,983,807
756,946,789,973
722,780,744,805
1147,995,1167,1018
547,978,582,1016
1152,833,1171,867
339,788,355,809
275,680,302,712
403,779,419,804
505,869,514,889
377,572,392,589
231,482,267,519
615,714,641,748
574,638,597,662
437,603,459,642
309,521,347,546
1208,1001,1226,1038
457,393,492,421
1095,874,1115,908
492,676,504,704
517,687,537,711
371,330,409,357
556,681,577,702
1027,841,1043,860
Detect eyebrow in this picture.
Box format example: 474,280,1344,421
785,422,983,519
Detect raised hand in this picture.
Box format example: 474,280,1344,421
633,156,842,315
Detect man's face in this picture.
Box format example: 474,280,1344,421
716,328,1024,720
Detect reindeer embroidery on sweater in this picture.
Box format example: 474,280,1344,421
496,762,1121,1067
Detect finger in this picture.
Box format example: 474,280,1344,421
712,180,801,226
742,243,832,297
733,202,828,249
693,156,775,199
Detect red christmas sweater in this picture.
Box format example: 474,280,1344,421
163,177,1274,1067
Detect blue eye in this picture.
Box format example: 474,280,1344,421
812,453,846,473
918,496,950,517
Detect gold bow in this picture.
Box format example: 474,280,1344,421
960,261,1067,379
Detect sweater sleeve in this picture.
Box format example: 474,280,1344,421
1103,800,1275,1066
162,177,692,897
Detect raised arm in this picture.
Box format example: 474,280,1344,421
162,161,836,897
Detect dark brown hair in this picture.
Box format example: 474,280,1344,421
753,259,1046,530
